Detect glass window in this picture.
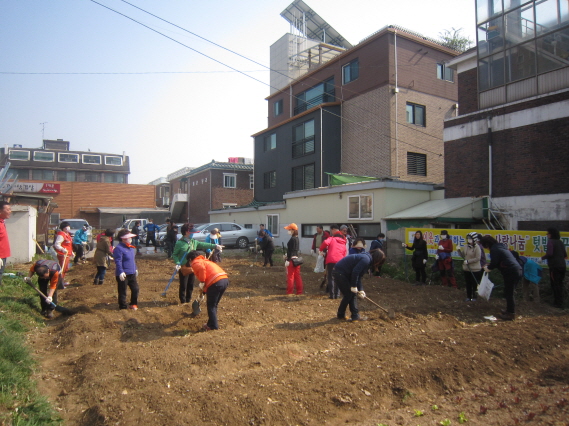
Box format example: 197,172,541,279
536,0,569,34
104,174,125,183
505,40,536,82
8,150,30,161
477,0,503,24
537,28,569,73
33,151,55,162
342,59,359,84
223,174,236,188
12,169,29,179
479,52,506,90
58,153,79,163
505,3,535,47
292,119,315,158
406,103,426,126
436,63,454,82
57,171,76,181
31,169,54,180
348,195,373,220
84,172,100,182
295,78,335,114
274,99,283,116
504,0,532,13
407,152,427,176
292,163,315,191
478,17,505,58
82,154,101,164
264,171,276,189
264,133,276,151
267,214,279,236
105,156,123,166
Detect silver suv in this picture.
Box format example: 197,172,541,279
192,222,256,248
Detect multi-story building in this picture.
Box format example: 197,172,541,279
169,160,254,223
253,1,460,202
1,139,130,184
148,177,171,208
444,0,569,230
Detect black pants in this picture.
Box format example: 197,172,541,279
116,274,139,309
263,249,274,266
73,243,84,264
503,270,522,314
550,267,567,308
326,263,339,298
179,272,195,304
39,278,59,313
333,272,359,320
414,266,427,283
146,232,157,248
463,269,483,299
206,278,229,330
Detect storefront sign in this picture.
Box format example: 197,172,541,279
405,228,569,268
13,182,60,194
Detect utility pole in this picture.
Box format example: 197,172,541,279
39,122,48,141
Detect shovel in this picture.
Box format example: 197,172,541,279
364,296,395,319
191,293,205,316
23,279,74,316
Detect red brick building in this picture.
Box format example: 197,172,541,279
444,0,569,231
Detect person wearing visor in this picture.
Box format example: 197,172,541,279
113,229,139,311
284,223,303,296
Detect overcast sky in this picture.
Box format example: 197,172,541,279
0,0,476,184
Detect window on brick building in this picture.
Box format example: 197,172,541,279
406,103,426,126
407,152,427,176
348,194,373,220
223,173,236,188
437,63,454,82
82,154,101,164
292,163,315,191
32,169,54,180
264,133,276,151
57,171,76,181
264,171,276,189
292,119,315,158
274,99,283,116
33,151,55,162
8,150,30,161
342,59,359,84
249,174,254,189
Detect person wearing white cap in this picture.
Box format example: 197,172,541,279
114,229,139,310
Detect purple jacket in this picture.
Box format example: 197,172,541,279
113,242,137,276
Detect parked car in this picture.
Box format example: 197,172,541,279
61,219,93,242
191,222,256,248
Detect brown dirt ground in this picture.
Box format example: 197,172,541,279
17,252,569,426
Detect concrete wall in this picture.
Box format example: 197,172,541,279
6,205,37,265
492,193,569,230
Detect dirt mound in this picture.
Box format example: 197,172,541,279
26,253,569,425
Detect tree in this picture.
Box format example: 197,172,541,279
438,27,473,53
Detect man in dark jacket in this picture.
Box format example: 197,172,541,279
258,229,275,267
541,227,568,308
164,224,179,259
143,219,160,252
311,225,330,255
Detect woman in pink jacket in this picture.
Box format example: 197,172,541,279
320,226,348,299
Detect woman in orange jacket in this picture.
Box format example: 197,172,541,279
187,250,229,331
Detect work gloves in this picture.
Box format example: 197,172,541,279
45,296,53,304
401,243,406,248
259,250,263,254
464,259,469,265
435,255,440,260
310,250,314,255
24,277,32,283
199,282,205,291
423,259,427,264
357,290,366,299
119,272,126,281
350,287,358,293
215,244,223,252
284,261,290,267
438,245,444,250
175,264,181,271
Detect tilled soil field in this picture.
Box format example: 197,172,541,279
18,252,569,426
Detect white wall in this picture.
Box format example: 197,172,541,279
492,193,569,229
6,205,37,264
